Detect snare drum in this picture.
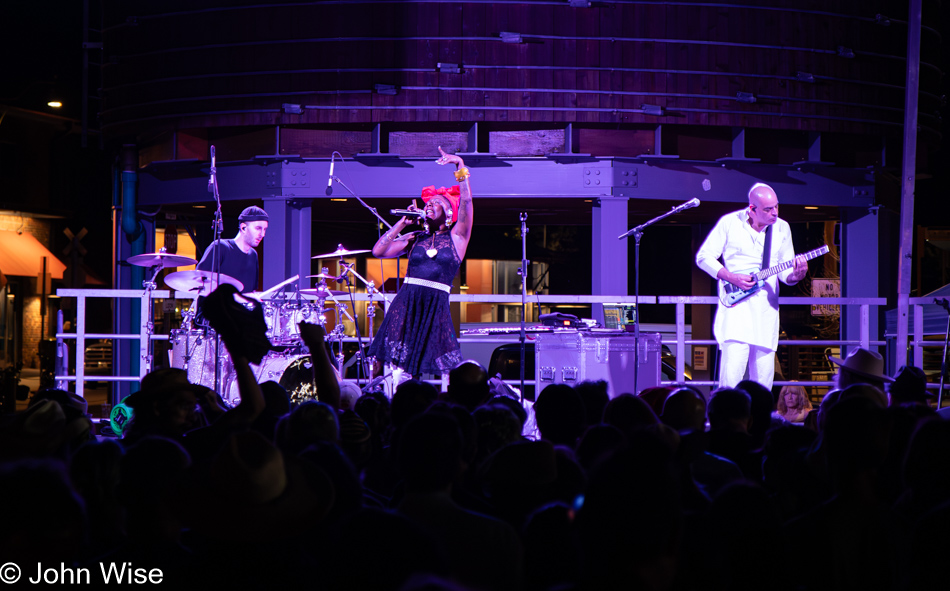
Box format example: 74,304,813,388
170,328,235,403
225,351,317,407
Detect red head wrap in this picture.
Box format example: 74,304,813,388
420,185,461,223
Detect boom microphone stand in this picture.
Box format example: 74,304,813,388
619,197,700,394
207,145,226,394
327,159,406,299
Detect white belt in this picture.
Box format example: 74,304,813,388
404,277,451,293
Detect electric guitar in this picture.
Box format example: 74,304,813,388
718,245,830,307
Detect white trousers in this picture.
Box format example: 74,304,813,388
718,341,775,390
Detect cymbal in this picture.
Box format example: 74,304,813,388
301,287,346,298
311,247,370,259
306,273,339,280
165,270,244,296
127,252,197,268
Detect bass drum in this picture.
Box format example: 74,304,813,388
169,328,235,402
226,351,317,407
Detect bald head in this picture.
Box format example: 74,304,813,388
748,183,776,205
748,183,779,230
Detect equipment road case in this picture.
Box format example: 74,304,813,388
535,331,661,397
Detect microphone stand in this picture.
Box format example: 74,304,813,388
329,175,393,231
328,172,403,291
208,145,226,394
618,204,694,394
517,213,529,403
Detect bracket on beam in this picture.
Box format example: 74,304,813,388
716,127,760,163
547,123,591,159
638,124,679,159
355,124,401,159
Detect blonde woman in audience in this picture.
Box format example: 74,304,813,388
775,384,812,423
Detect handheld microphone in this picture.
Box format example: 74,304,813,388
671,198,700,213
326,154,335,196
391,209,426,217
208,145,216,192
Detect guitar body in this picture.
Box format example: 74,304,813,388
719,269,763,307
717,245,830,308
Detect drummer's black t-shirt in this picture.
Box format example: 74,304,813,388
196,239,258,294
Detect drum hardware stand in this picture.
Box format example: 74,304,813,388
183,332,202,372
338,263,392,342
366,280,378,341
326,294,360,375
329,324,347,377
336,260,369,385
140,262,164,374
516,212,529,403
619,198,700,394
336,262,393,386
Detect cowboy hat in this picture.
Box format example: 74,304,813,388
124,368,207,411
828,348,894,383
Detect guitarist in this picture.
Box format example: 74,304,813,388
696,183,808,389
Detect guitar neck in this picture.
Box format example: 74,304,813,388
754,246,830,281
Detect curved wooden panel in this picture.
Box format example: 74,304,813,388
101,1,942,141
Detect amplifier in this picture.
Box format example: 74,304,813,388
535,331,661,398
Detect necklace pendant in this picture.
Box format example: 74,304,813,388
426,248,438,258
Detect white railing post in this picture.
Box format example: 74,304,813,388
913,302,924,368
676,301,686,383
860,304,870,350
75,293,86,398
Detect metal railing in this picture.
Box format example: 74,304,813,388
57,288,931,396
55,288,173,397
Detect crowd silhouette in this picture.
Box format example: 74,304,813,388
1,292,947,590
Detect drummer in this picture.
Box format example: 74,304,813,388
196,205,268,293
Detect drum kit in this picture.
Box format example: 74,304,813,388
125,244,382,407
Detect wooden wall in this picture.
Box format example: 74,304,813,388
101,1,942,152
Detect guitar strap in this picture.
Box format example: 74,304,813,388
760,225,772,274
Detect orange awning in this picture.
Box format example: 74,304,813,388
0,230,66,279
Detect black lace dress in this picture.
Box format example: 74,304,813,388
368,230,463,376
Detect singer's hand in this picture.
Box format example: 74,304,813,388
407,199,421,224
436,146,464,168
